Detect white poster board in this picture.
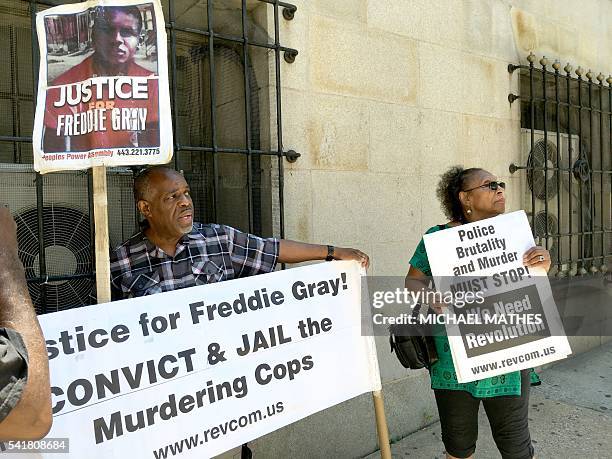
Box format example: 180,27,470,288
33,261,380,458
423,211,571,383
33,0,172,173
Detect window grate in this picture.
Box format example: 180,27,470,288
0,0,298,313
509,53,611,277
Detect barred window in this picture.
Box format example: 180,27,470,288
510,54,611,277
0,0,298,313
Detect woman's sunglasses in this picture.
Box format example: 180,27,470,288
462,181,506,192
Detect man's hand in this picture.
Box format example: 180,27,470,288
332,247,370,268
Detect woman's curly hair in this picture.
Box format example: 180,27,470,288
436,166,483,223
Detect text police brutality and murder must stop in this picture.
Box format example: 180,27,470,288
51,76,150,136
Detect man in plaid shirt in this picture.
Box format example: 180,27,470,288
110,166,370,300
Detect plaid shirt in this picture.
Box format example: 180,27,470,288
110,223,279,300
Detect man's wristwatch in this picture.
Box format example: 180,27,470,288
325,245,335,261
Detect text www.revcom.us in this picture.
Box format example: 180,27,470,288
470,346,556,375
152,401,284,458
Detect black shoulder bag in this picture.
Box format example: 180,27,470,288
389,303,439,370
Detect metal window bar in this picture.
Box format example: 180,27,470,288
0,0,299,313
273,0,286,247
588,70,595,273
577,67,584,275
206,0,219,222
600,73,606,271
554,61,562,269
565,62,574,275
541,57,549,260
509,53,612,277
241,0,252,232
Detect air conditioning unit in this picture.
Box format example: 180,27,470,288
0,164,137,313
521,129,580,276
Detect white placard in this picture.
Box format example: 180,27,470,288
34,261,380,458
423,211,571,383
33,0,172,173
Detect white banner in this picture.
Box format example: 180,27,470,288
33,0,172,174
33,261,380,458
423,211,572,383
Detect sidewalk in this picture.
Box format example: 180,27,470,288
366,340,612,458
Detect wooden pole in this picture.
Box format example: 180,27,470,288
372,389,392,458
92,165,111,304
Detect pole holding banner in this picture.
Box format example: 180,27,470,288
360,266,391,458
93,165,111,304
372,390,391,459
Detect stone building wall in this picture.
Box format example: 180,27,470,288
239,1,612,457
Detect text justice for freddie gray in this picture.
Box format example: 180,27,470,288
45,274,349,361
51,77,151,136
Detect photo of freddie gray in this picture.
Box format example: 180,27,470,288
44,4,158,84
41,3,161,154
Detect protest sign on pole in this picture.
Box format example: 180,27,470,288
32,261,382,458
92,165,111,303
371,390,391,459
423,211,572,383
32,0,173,303
33,0,172,173
359,267,392,459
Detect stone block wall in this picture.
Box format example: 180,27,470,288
238,1,612,456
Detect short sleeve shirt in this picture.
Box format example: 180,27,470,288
409,224,540,398
110,223,279,300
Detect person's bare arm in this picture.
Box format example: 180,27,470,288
278,240,370,268
0,208,52,440
405,265,445,313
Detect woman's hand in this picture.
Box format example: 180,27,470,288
428,302,447,315
405,266,446,314
522,246,551,272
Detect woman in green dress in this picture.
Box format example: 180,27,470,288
406,166,551,459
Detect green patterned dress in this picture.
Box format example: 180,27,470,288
409,224,540,397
